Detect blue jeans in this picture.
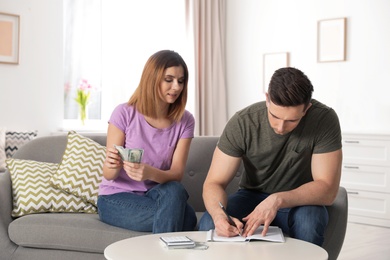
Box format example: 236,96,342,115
198,189,328,246
97,181,197,233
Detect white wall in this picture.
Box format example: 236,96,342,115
0,0,63,136
226,0,390,134
1,0,390,136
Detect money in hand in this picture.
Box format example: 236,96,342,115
114,145,144,163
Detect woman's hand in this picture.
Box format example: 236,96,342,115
123,162,151,181
104,147,123,170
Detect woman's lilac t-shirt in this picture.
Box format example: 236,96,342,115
99,103,195,195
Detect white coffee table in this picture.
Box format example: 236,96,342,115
104,231,328,260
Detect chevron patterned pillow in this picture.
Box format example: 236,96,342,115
0,127,6,171
50,131,106,206
7,158,97,217
5,130,38,158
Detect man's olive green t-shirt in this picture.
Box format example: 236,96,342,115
218,99,342,194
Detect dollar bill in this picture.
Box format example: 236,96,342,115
114,145,144,163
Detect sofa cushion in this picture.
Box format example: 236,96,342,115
50,131,106,206
8,213,147,253
5,130,38,158
0,127,6,171
6,158,96,217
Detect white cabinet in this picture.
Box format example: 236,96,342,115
341,133,390,227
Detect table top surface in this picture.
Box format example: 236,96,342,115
104,231,328,260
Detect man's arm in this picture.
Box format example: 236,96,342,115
242,149,343,237
202,147,243,237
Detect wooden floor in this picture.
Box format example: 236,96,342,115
337,222,390,260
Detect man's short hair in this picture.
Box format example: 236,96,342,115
268,67,313,108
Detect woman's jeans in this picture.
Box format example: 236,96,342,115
198,189,328,246
97,181,197,233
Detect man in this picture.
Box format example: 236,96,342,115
199,67,342,246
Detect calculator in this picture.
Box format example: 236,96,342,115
159,236,196,249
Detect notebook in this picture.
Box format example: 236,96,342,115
207,226,285,243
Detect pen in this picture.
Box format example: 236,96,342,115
218,201,242,236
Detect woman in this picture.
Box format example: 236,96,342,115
97,50,196,233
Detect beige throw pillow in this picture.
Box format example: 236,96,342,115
7,158,96,217
50,131,106,206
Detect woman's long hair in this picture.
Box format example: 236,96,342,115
128,50,189,122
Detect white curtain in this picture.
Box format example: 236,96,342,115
186,0,228,136
63,0,102,120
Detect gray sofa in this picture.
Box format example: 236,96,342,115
0,134,348,260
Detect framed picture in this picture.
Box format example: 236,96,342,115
317,17,347,62
263,52,289,92
0,12,20,64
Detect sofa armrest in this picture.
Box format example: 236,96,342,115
323,186,348,260
0,170,17,258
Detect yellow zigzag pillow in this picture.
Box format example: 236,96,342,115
7,158,96,217
50,131,106,206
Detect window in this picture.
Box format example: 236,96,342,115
63,0,194,131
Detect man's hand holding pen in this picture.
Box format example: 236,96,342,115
216,202,243,237
216,200,276,238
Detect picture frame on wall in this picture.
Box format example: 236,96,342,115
0,12,20,64
263,52,289,92
317,17,347,62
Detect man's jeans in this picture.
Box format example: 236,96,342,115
97,181,197,233
198,189,328,246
